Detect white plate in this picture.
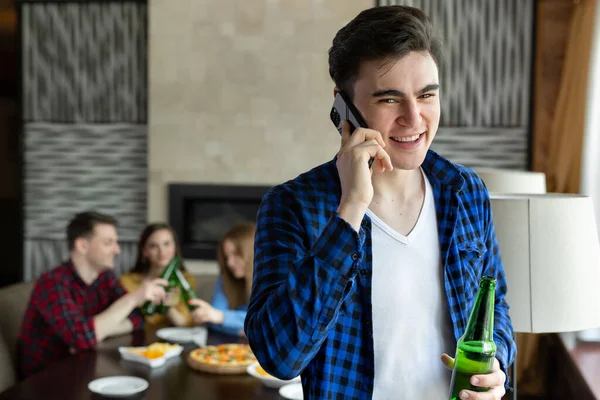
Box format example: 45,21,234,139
246,362,301,389
279,383,303,400
119,344,183,368
156,326,208,345
88,376,148,398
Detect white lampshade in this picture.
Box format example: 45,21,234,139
490,193,600,333
475,168,547,194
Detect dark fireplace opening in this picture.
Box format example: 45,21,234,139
169,184,272,260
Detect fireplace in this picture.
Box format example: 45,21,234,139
168,183,272,260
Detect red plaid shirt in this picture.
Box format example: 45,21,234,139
17,260,144,377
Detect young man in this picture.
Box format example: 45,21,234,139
245,6,515,400
18,211,168,377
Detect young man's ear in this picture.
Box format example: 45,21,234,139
333,88,340,98
74,237,89,254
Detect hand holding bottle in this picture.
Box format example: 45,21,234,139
135,278,168,306
163,285,181,307
441,354,506,399
447,276,506,400
188,299,224,325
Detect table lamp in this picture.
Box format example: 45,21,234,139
475,168,547,195
475,169,600,398
490,193,600,334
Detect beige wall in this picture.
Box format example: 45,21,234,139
149,0,372,273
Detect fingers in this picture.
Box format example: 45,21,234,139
371,143,393,172
459,385,505,400
339,123,392,174
460,363,506,400
349,127,386,149
151,286,166,304
471,368,505,389
352,140,392,171
187,298,207,307
440,353,455,370
340,121,386,149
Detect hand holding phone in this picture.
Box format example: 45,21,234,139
330,92,374,168
330,91,393,231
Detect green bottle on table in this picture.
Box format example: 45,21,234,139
141,256,181,316
174,268,199,310
449,276,497,399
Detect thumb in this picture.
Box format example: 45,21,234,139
152,278,169,286
187,298,203,306
440,353,455,370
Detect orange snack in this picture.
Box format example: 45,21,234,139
256,365,272,377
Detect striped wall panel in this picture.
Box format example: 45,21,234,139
378,0,533,170
377,0,533,126
20,1,148,277
432,127,528,169
21,2,147,123
23,123,147,241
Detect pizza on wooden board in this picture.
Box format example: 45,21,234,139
187,344,257,374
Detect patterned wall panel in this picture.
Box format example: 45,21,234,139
378,0,534,169
20,1,147,278
21,2,147,123
433,127,528,169
24,123,147,240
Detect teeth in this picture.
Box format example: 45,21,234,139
391,134,421,142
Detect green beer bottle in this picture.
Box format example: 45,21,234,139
174,268,199,310
449,276,497,399
141,256,181,316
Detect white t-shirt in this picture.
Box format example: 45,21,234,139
369,170,455,399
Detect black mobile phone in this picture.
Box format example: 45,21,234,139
330,91,374,168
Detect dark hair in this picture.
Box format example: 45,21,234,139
328,5,443,99
130,223,186,274
66,211,117,250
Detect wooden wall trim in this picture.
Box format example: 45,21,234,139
532,0,575,174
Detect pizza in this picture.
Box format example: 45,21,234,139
187,344,256,374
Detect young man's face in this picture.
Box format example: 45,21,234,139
352,51,440,171
81,223,121,271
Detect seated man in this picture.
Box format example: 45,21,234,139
18,211,168,377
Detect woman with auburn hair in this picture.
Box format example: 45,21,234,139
188,222,255,336
120,223,196,327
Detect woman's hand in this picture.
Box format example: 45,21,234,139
188,299,224,325
163,285,181,307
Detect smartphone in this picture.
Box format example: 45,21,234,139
330,91,374,168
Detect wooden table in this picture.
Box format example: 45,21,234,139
0,327,285,400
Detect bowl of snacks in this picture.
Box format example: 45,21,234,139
246,362,301,389
119,342,183,368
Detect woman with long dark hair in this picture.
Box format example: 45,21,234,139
120,223,196,327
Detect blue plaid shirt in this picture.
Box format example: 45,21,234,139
245,150,516,399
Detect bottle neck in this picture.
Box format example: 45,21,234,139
463,277,495,342
161,256,180,279
175,268,192,292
